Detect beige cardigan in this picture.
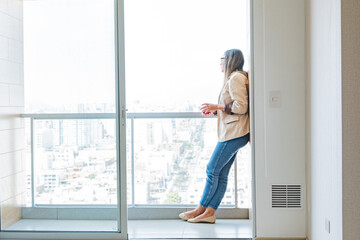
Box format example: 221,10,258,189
216,70,250,142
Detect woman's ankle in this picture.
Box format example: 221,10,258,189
204,207,216,215
195,210,216,219
195,205,206,213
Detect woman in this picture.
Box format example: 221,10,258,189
179,49,250,223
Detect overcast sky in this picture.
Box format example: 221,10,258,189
24,0,249,113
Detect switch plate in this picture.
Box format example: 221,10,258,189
269,91,281,108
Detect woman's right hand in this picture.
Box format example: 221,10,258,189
200,103,217,116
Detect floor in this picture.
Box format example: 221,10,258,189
4,219,252,239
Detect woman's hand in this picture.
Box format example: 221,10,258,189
200,103,224,116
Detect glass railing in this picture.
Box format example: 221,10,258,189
21,113,251,208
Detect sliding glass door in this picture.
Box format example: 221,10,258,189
124,0,251,214
0,0,127,239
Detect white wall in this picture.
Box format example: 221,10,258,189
0,0,25,230
253,0,306,238
305,0,343,239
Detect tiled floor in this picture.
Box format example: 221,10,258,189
4,219,252,239
128,219,252,239
4,219,118,231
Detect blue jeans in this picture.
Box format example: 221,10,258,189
199,133,249,210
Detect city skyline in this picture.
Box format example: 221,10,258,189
25,102,251,207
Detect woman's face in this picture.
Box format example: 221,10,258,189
220,56,225,73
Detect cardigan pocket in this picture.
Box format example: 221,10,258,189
223,114,239,124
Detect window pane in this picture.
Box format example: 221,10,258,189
33,119,117,205
124,0,250,113
24,0,116,114
124,0,251,207
131,118,237,205
237,143,251,208
21,0,120,232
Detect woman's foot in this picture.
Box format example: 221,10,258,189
187,207,216,223
179,206,206,220
187,215,216,224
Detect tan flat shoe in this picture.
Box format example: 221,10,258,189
179,212,189,221
187,215,216,224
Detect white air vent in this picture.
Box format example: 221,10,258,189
271,184,302,208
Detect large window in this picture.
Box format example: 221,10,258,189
19,0,122,233
124,0,251,207
24,0,118,207
22,0,251,211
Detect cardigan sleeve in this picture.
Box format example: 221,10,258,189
228,74,249,114
224,102,234,115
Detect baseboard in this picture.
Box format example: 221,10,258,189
22,206,249,220
255,238,307,240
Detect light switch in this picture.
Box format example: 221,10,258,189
269,91,281,108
